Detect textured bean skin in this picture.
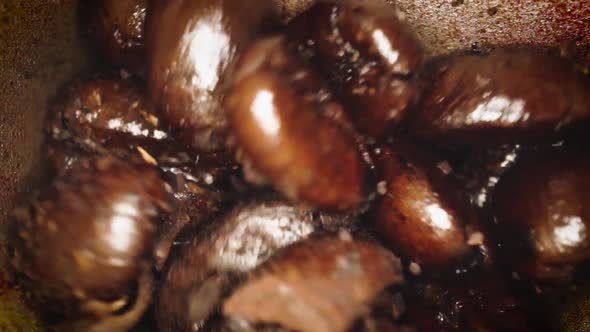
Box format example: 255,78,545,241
44,78,237,176
371,146,480,268
404,273,534,332
407,49,590,144
147,0,276,151
45,79,239,271
212,292,411,332
203,292,410,332
493,148,590,281
9,157,170,329
223,233,403,332
45,79,239,176
156,197,354,332
287,0,423,137
47,79,169,150
226,36,368,211
85,0,148,74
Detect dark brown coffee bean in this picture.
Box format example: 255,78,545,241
47,79,169,149
453,144,523,208
156,197,354,332
223,233,403,332
371,145,482,269
9,157,170,329
147,0,277,151
287,0,423,137
403,272,534,332
226,36,368,211
407,49,590,144
493,147,590,282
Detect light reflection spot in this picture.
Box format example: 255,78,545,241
251,90,280,136
372,29,400,65
467,95,527,124
108,198,139,253
424,203,452,230
554,216,585,249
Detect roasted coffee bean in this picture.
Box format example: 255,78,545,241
212,291,412,332
47,79,169,149
407,49,590,144
85,0,148,75
287,0,423,137
45,79,240,271
45,140,237,273
453,144,523,209
223,233,403,332
156,197,355,332
46,79,236,174
403,272,534,332
226,36,368,211
9,157,170,330
371,145,483,269
147,0,277,151
493,147,590,282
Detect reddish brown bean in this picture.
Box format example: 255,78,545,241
44,77,236,182
286,0,423,137
211,291,411,332
201,290,411,332
403,272,534,332
156,197,354,332
492,148,590,282
47,79,169,149
45,77,237,186
226,36,368,211
85,0,148,75
223,233,403,332
45,79,240,273
147,0,277,151
9,157,170,328
45,140,237,274
371,145,481,268
44,141,237,273
407,49,590,144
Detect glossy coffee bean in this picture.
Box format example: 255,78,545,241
226,36,368,211
9,157,170,329
403,272,534,332
223,233,403,332
407,49,590,144
47,79,169,149
493,148,590,281
371,145,481,268
287,0,423,137
156,197,355,332
147,0,277,151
